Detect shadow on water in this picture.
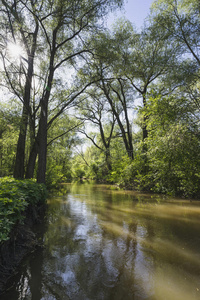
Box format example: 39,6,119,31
1,182,200,300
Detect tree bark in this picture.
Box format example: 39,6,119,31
102,81,133,159
36,39,56,183
142,92,148,154
37,100,48,184
25,140,39,179
105,148,112,171
13,22,38,179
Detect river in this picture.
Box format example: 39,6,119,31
2,183,200,300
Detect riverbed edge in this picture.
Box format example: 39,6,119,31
0,202,46,295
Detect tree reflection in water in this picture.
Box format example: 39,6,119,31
1,183,200,300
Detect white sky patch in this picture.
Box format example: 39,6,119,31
7,42,24,59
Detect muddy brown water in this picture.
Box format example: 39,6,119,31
1,183,200,299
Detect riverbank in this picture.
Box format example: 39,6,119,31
0,178,47,294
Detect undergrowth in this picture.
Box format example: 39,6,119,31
0,177,47,243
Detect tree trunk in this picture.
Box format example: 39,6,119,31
102,81,134,160
36,27,56,184
13,23,38,179
142,91,148,155
37,100,48,184
141,92,148,173
25,140,38,179
105,148,112,171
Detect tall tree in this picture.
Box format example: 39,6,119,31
152,0,200,66
151,0,200,129
77,87,116,171
0,0,39,178
78,26,136,159
114,21,178,145
100,77,134,159
0,0,124,183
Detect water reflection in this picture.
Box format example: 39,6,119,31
1,183,200,299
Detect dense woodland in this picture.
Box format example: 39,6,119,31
0,0,200,197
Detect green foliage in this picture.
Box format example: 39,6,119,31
46,115,81,188
72,165,86,180
107,155,130,183
0,104,20,177
146,124,200,197
101,92,200,198
142,95,200,197
0,177,47,243
50,0,200,198
88,160,109,181
71,146,109,182
46,163,68,188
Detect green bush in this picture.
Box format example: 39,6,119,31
46,164,67,189
0,177,47,243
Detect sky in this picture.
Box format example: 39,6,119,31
108,0,154,29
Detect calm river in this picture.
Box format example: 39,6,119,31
2,183,200,300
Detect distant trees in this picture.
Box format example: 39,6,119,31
77,87,116,172
77,25,135,160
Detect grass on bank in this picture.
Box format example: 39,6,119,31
0,177,47,243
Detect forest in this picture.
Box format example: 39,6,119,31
0,0,200,198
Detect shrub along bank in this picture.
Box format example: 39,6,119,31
0,177,47,293
0,177,47,243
